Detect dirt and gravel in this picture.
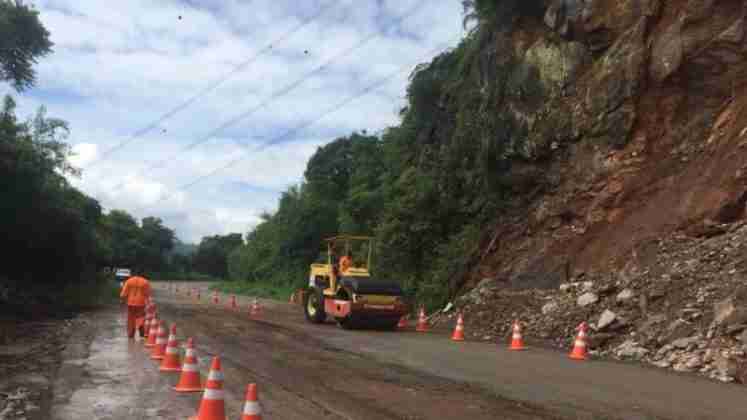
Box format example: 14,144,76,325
7,281,747,419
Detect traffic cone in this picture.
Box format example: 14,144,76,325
240,383,262,420
509,320,527,350
159,324,182,372
174,338,203,392
212,291,219,305
150,321,168,360
188,356,226,420
229,295,237,310
415,307,428,332
569,322,588,360
397,315,408,329
451,312,465,341
145,316,159,348
249,299,261,317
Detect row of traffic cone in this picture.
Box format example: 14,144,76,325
177,286,260,317
143,299,263,419
398,306,589,360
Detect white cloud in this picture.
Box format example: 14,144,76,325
9,0,464,242
69,142,98,167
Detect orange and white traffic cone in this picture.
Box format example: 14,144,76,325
150,321,168,360
145,316,159,348
569,322,588,360
397,314,408,329
415,307,428,332
249,298,261,317
188,356,226,420
508,320,527,350
159,324,182,372
174,338,203,392
240,383,262,420
451,312,465,341
212,291,219,305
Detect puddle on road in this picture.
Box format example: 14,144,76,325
52,313,197,420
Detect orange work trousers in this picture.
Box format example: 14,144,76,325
127,305,146,338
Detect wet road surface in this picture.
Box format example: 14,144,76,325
50,284,555,419
52,282,746,419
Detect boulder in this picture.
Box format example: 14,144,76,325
616,288,635,303
726,324,747,335
616,340,649,359
671,336,700,350
714,297,736,325
542,301,560,315
685,355,703,370
659,319,694,344
714,286,747,326
597,309,617,330
577,292,599,307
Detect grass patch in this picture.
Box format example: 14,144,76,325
210,281,297,301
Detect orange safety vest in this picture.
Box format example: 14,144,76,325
120,276,151,306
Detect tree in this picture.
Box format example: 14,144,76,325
0,95,104,292
192,234,243,279
0,0,53,91
139,217,175,272
100,210,142,269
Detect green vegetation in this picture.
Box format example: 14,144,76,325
211,281,296,301
2,1,556,313
0,1,211,311
192,234,243,279
0,0,52,91
173,5,550,294
226,2,551,311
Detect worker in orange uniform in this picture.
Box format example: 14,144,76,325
339,250,353,275
119,270,151,339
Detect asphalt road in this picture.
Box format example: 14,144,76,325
51,282,747,419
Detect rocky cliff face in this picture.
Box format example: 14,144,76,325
453,0,747,383
472,0,747,289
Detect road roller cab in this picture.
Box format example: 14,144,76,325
303,235,407,329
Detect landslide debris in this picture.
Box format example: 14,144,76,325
442,220,747,383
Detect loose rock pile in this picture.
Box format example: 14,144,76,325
447,220,747,384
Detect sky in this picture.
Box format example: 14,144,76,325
2,0,464,243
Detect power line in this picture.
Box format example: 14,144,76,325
82,0,338,170
130,37,457,215
104,0,425,193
